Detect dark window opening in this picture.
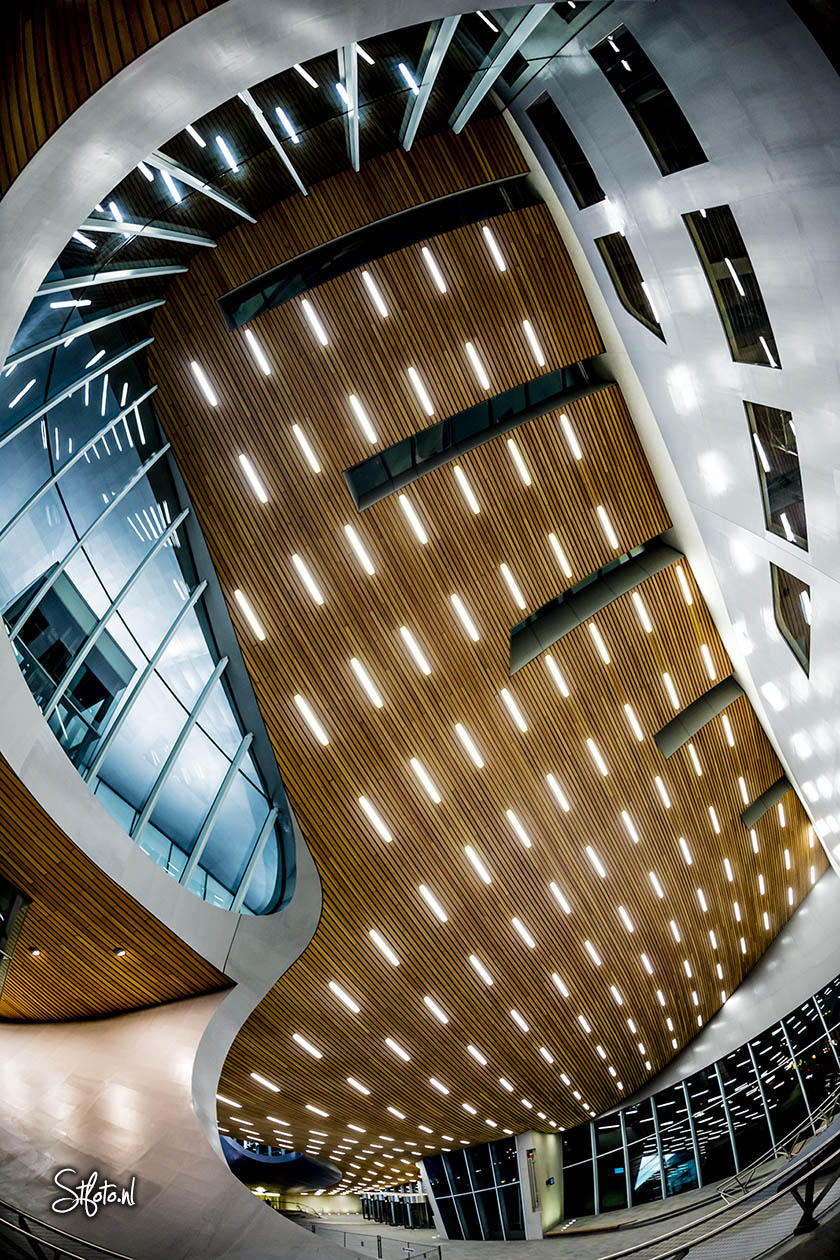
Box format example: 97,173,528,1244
771,563,811,673
555,1,593,25
590,25,707,175
745,402,806,548
684,206,781,367
526,92,605,209
595,233,664,339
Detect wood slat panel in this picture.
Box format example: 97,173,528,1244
0,0,226,194
0,754,228,1020
146,140,825,1190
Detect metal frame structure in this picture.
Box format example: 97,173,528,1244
450,5,554,134
236,91,308,197
4,300,165,368
145,150,257,222
400,17,460,151
337,43,360,172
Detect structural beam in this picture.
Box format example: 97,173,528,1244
84,580,207,782
179,732,255,887
79,217,216,247
450,4,554,134
741,775,793,830
132,656,229,844
43,508,190,721
36,265,187,297
237,90,307,197
4,300,164,369
8,444,171,643
0,338,154,451
654,676,745,758
146,150,256,222
0,385,157,547
230,807,279,912
400,17,460,151
338,44,360,172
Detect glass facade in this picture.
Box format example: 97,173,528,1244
561,972,840,1217
594,233,665,340
423,1138,525,1240
525,92,605,209
745,401,807,549
770,563,811,674
1,310,294,915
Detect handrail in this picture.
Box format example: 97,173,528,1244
0,1198,139,1260
719,1080,840,1202
595,1127,840,1260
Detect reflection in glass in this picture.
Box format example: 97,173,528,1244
426,1135,523,1241
594,233,665,341
624,1099,661,1206
595,1119,627,1210
562,1126,596,1215
526,92,605,209
685,1067,736,1184
745,402,807,549
783,1001,840,1122
655,1084,698,1196
771,563,811,674
718,1047,773,1170
751,1024,811,1143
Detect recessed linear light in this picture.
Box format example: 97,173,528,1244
9,378,36,408
577,1015,592,1035
467,1044,488,1065
274,106,299,143
506,437,532,486
233,589,266,641
301,298,329,346
397,626,432,676
655,776,671,809
361,271,388,318
420,246,447,293
292,1034,323,1059
559,414,583,461
451,464,480,515
738,775,749,805
347,393,378,443
586,738,608,777
545,655,570,697
291,553,325,605
342,524,375,576
464,844,492,885
710,807,722,835
482,225,506,272
548,533,572,579
584,939,602,966
238,453,269,503
700,643,717,681
649,871,665,899
621,811,640,844
618,906,634,933
216,134,239,171
709,930,718,950
451,593,480,643
411,759,442,804
546,774,571,813
662,672,680,710
329,981,361,1014
510,1009,529,1033
293,694,330,746
399,494,429,544
423,995,449,1024
398,63,420,95
385,1038,410,1062
687,743,703,777
358,797,392,844
369,929,400,966
499,1077,514,1093
631,591,653,633
500,689,528,733
347,1077,371,1095
469,955,494,985
506,810,532,849
464,341,491,391
350,658,384,709
624,703,643,741
549,883,572,915
522,319,545,366
670,919,681,943
610,985,624,1006
585,845,607,879
291,423,321,473
190,361,219,406
243,328,272,375
500,563,526,611
512,917,537,949
588,622,610,664
455,723,484,769
294,62,318,87
250,1073,280,1092
50,299,91,308
406,366,434,416
418,884,447,921
596,504,619,549
217,1094,241,1108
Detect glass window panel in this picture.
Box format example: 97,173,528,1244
467,1144,494,1191
498,1182,525,1240
562,1127,595,1215
205,873,234,911
435,1197,463,1240
414,422,445,464
454,1193,482,1240
452,401,490,444
475,1188,504,1241
655,1086,699,1196
771,563,810,674
596,1122,628,1211
745,402,806,549
382,437,413,478
0,487,75,619
491,1137,520,1186
526,92,605,209
752,1023,811,1141
93,778,137,833
243,815,285,914
623,1100,662,1205
148,723,229,853
444,1150,471,1195
718,1047,772,1170
683,206,780,368
200,771,267,896
424,1155,450,1198
783,1002,840,1120
594,233,664,340
590,25,707,175
686,1066,736,1184
816,978,840,1032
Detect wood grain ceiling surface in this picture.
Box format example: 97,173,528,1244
146,128,824,1188
0,754,229,1021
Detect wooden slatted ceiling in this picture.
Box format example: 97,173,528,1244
146,146,825,1190
0,754,228,1021
0,0,228,194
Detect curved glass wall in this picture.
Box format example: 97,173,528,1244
0,309,294,914
560,972,840,1217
